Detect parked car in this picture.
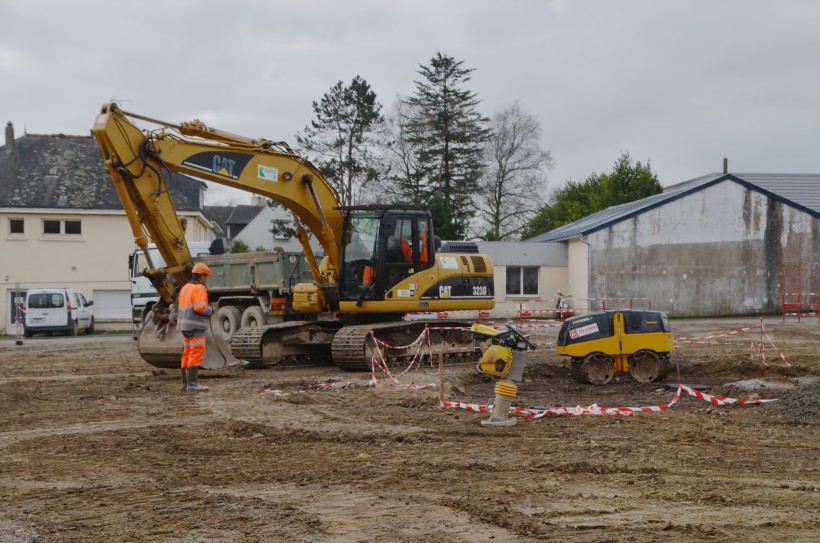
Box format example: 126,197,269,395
24,288,94,337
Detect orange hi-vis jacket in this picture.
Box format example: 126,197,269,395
176,281,213,334
400,230,429,266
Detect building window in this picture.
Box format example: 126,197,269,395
64,220,82,235
506,266,539,296
9,218,24,235
43,219,82,236
44,220,61,234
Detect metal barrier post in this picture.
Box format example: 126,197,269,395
14,282,23,345
781,292,785,323
797,292,802,323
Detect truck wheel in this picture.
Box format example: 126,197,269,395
216,306,243,342
69,320,79,337
241,306,267,328
85,317,95,335
629,350,668,383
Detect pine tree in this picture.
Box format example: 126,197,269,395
296,76,383,207
404,52,490,240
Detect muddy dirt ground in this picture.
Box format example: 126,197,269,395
1,317,818,542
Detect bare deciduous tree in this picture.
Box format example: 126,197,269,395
371,97,425,204
475,101,553,240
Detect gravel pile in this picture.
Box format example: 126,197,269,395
764,378,820,425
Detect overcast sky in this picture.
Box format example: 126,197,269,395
2,0,818,205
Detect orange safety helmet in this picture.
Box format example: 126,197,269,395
191,262,212,276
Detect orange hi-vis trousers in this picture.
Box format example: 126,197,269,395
181,335,206,369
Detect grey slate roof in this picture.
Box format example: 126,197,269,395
0,133,205,211
203,205,235,231
527,173,820,242
203,204,264,237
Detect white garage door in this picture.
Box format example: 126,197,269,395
92,289,131,321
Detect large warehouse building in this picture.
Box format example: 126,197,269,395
528,172,820,317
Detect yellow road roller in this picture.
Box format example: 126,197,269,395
556,309,673,385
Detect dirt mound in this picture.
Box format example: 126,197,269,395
763,378,820,425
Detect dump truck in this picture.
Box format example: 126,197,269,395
130,241,317,344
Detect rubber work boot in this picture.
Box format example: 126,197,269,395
180,368,188,391
185,366,209,392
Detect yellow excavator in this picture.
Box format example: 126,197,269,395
92,103,494,371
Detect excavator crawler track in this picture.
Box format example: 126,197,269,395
231,321,338,368
332,320,480,372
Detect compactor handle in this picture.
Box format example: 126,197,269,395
471,324,537,351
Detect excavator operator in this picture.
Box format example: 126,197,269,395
400,227,429,267
176,262,215,392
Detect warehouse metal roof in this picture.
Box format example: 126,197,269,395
527,173,820,242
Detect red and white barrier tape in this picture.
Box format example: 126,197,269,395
440,384,777,418
759,324,789,365
676,323,789,365
259,389,291,397
369,328,438,390
506,320,565,330
262,319,790,399
675,325,759,343
260,380,352,397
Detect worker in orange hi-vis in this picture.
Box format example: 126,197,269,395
175,262,215,392
401,229,429,267
419,228,429,266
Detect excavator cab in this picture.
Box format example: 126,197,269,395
339,207,434,303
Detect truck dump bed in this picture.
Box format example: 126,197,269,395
198,251,316,294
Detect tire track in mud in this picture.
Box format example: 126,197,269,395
0,418,190,449
191,377,439,438
0,372,149,385
0,378,416,450
207,483,519,542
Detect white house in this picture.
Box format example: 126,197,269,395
206,195,318,253
473,241,571,318
0,123,216,334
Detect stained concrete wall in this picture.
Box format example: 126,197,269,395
567,238,589,305
588,180,820,317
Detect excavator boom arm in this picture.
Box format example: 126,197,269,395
92,102,343,304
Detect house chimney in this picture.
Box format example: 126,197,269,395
4,122,13,153
723,157,728,174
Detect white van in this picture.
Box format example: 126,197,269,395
24,288,95,337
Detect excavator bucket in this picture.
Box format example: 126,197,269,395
137,308,242,370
